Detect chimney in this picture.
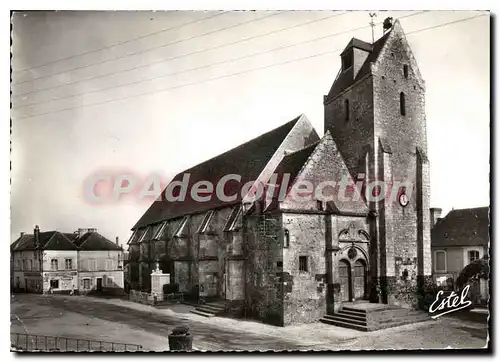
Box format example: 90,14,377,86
20,232,25,237
115,236,119,246
34,225,40,248
77,228,97,237
430,208,442,227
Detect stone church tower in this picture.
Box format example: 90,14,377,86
129,18,434,328
323,19,432,304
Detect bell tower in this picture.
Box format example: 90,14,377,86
324,18,432,306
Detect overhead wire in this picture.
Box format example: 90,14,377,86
12,13,486,120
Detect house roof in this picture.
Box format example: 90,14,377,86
326,30,391,101
73,232,122,251
11,231,78,251
11,230,120,251
132,115,304,229
431,207,490,248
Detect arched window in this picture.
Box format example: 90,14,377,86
400,92,406,116
345,99,350,122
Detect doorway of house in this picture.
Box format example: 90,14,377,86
96,278,103,292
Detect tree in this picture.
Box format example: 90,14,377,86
456,255,490,289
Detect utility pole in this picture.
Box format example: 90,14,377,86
369,13,377,44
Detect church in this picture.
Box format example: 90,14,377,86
127,18,433,327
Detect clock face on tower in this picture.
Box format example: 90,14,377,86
399,191,409,207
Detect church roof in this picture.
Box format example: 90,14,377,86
132,115,305,229
340,38,373,55
326,30,391,101
432,207,490,248
264,142,320,211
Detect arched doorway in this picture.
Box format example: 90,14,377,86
339,260,351,302
353,259,367,300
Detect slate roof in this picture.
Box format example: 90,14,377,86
11,230,120,251
326,30,391,101
264,142,319,211
74,232,122,251
10,231,77,251
133,115,304,229
431,207,490,248
340,38,373,55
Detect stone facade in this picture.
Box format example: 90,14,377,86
42,249,79,293
324,20,432,308
12,249,44,292
78,249,124,293
128,20,432,326
11,228,125,295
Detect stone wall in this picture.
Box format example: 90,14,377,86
371,24,432,307
226,259,244,300
245,214,284,326
174,260,194,293
324,75,374,177
282,213,327,325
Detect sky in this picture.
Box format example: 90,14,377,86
10,10,490,246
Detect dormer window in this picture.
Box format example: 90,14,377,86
341,53,353,71
197,210,214,234
174,216,189,238
224,205,242,232
153,221,168,240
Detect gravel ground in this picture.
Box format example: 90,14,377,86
10,294,489,351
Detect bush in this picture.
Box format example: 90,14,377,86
456,257,489,289
418,281,442,311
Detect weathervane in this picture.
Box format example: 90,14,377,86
369,13,377,44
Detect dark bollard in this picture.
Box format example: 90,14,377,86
168,326,193,351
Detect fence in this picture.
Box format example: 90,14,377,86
129,290,151,304
128,289,184,305
10,333,142,352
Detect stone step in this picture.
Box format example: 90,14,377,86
190,309,215,318
196,305,225,314
341,307,367,316
320,317,369,332
327,315,368,326
335,312,367,322
205,302,226,309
